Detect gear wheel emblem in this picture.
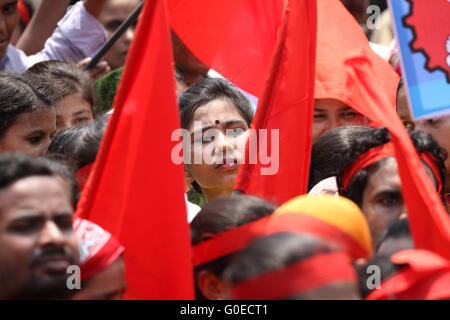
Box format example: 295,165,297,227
402,0,450,83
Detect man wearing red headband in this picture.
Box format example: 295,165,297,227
337,127,446,246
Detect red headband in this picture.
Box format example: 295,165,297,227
342,142,442,193
366,249,450,300
232,252,357,300
74,218,125,281
18,0,30,25
193,216,270,266
75,163,94,190
266,213,370,260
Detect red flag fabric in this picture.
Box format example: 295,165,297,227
233,0,317,205
167,0,285,97
74,0,194,299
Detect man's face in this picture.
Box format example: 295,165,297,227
98,0,140,70
415,116,450,192
0,175,79,299
0,0,19,59
312,99,369,144
0,108,56,157
361,157,437,246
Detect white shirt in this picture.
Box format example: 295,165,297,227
185,195,201,223
0,1,107,73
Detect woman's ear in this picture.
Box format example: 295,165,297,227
185,170,195,193
196,270,230,300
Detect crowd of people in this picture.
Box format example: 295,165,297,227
0,0,448,300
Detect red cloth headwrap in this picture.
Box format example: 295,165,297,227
74,218,124,281
75,163,93,190
342,142,442,193
232,252,357,300
366,249,450,300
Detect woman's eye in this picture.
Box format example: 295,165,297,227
73,117,89,125
313,114,326,120
27,136,42,145
226,128,245,137
341,111,360,118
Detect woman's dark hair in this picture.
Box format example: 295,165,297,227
26,60,95,115
0,152,79,208
191,195,276,299
178,77,254,130
47,114,109,171
337,128,447,207
222,232,338,299
0,72,54,139
309,126,374,191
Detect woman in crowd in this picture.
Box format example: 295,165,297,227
179,78,253,202
26,60,95,135
0,71,55,157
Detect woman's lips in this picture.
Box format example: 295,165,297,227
216,162,239,171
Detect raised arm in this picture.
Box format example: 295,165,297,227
83,0,108,19
16,0,70,55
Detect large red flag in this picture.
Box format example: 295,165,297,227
74,0,194,299
233,0,317,205
167,0,285,97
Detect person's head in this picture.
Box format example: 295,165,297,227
339,0,369,26
26,61,95,135
0,152,79,299
375,218,413,257
415,116,450,192
396,78,414,130
268,194,373,262
72,218,126,300
0,0,19,59
0,72,56,157
309,126,374,191
179,78,254,201
337,127,447,245
98,0,140,70
191,195,276,300
223,232,361,300
312,99,369,145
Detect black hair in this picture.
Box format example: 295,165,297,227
356,253,406,299
26,60,95,115
179,77,253,130
375,219,412,254
0,72,54,139
0,152,78,208
222,232,341,299
309,126,374,191
191,195,276,299
337,128,447,207
47,114,109,171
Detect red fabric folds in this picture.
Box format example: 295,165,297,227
167,0,285,96
74,0,194,299
233,0,317,206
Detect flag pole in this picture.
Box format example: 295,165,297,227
84,1,144,70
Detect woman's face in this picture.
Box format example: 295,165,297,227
185,98,249,200
55,92,94,135
99,0,140,70
0,108,56,157
313,99,369,144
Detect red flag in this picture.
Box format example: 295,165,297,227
168,0,285,96
74,0,194,299
233,0,317,205
344,52,450,259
